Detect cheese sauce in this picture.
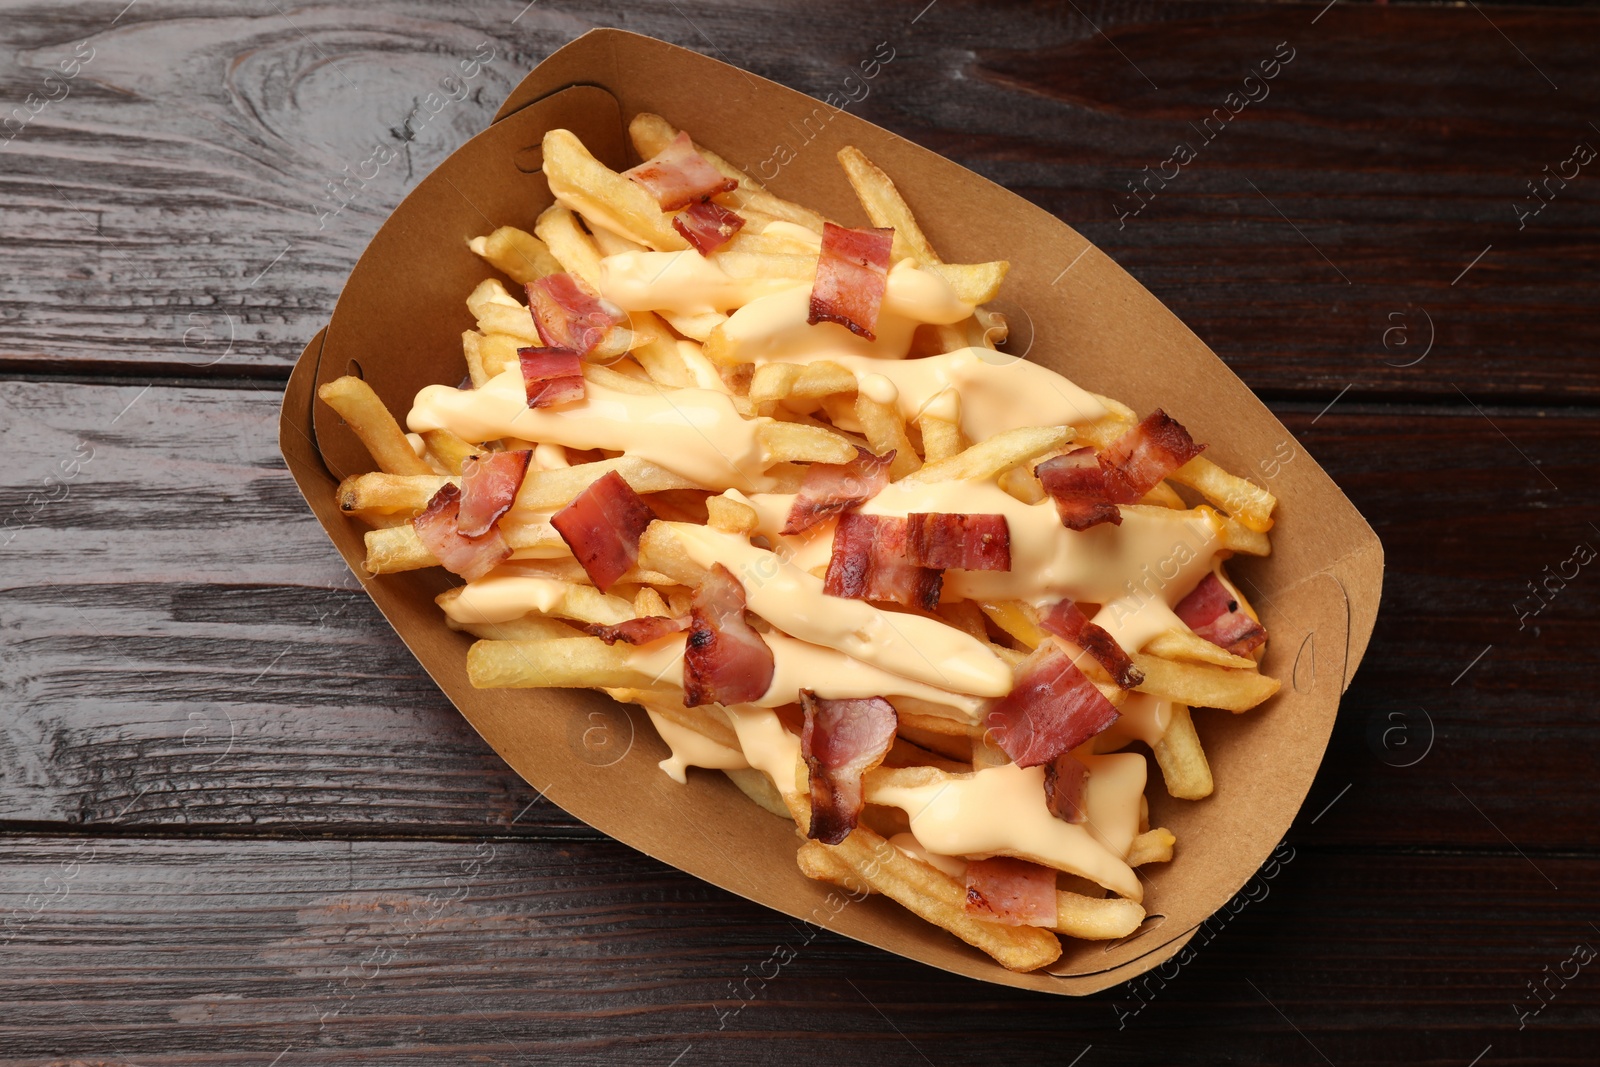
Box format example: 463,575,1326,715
644,707,748,783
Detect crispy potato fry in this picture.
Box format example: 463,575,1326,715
1217,512,1272,556
1152,703,1213,800
480,333,524,378
500,557,680,588
420,429,480,475
513,457,698,513
884,736,970,774
727,767,793,819
534,202,604,287
901,425,1071,486
918,408,965,465
998,464,1045,505
1141,481,1188,509
1130,652,1281,712
627,312,697,387
439,579,635,627
796,839,873,893
461,331,490,388
1142,629,1256,669
633,585,671,618
748,360,857,406
468,225,563,285
339,472,453,514
1127,827,1176,866
923,260,1010,306
757,419,858,465
1171,456,1277,533
935,599,990,642
543,129,688,252
637,522,712,588
707,493,759,534
584,362,661,395
467,637,667,689
855,393,921,479
1053,893,1146,940
447,614,586,642
639,697,740,751
317,376,435,476
837,146,940,265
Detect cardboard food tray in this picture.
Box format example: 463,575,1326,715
279,29,1382,995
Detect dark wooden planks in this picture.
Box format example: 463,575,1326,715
2,379,1596,852
0,1,1594,403
0,834,1596,1066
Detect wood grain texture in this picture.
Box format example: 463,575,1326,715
0,1,1596,401
2,381,1595,853
1,835,1596,1066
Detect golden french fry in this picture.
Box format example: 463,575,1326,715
468,225,563,285
854,394,921,479
748,360,857,406
796,839,874,893
837,146,940,265
479,333,524,378
1141,481,1187,509
633,585,671,618
1171,456,1277,533
466,277,522,320
317,376,435,476
1127,828,1176,866
757,419,858,465
534,202,605,287
467,637,668,689
439,579,635,627
461,331,490,388
1130,652,1280,713
1152,702,1213,800
513,457,698,514
362,521,568,575
997,465,1045,505
446,614,587,642
918,408,965,464
901,425,1071,486
627,312,696,387
1217,512,1272,556
584,362,661,395
707,493,759,534
339,472,454,514
884,737,970,774
1053,893,1146,940
542,129,688,251
637,522,712,588
923,260,1010,306
935,599,990,642
1142,629,1256,669
498,557,680,588
638,697,740,751
588,224,645,256
727,767,793,819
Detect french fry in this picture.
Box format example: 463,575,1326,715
439,580,635,627
542,129,689,252
796,839,873,893
1171,456,1277,533
633,585,671,618
1152,703,1213,800
884,736,970,774
1130,652,1281,712
707,493,759,534
1141,481,1188,509
1143,629,1256,669
479,333,524,378
727,767,793,819
513,457,698,513
757,419,858,465
420,429,481,476
901,426,1071,486
467,225,563,285
923,260,1010,306
447,614,586,642
1217,512,1272,556
997,464,1045,505
713,250,817,284
855,393,921,479
467,637,668,689
501,557,680,588
935,599,990,642
748,360,857,406
918,407,965,464
637,522,712,587
837,146,940,265
534,202,605,287
1053,893,1146,940
339,472,453,514
638,698,740,751
1127,828,1176,866
317,376,435,476
461,331,490,388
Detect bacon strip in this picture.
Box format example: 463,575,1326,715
963,857,1059,927
1039,598,1144,689
1175,572,1267,655
781,447,894,535
519,346,585,408
1099,409,1205,504
582,615,689,646
524,274,624,357
1036,447,1121,532
823,512,942,611
549,470,657,593
984,643,1121,768
1042,751,1090,824
456,449,531,537
807,222,894,340
673,200,745,255
623,130,739,210
683,563,775,707
906,513,1011,572
801,691,897,845
412,484,509,582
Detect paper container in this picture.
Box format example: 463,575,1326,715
279,29,1382,995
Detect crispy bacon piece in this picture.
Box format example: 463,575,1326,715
682,563,774,707
1036,447,1121,532
1175,572,1267,655
781,446,894,535
906,513,1011,572
549,470,657,593
582,615,689,646
519,346,585,408
963,857,1059,927
524,274,624,357
413,484,509,582
623,130,739,210
800,691,897,845
456,449,531,537
984,643,1121,768
1043,751,1090,825
1099,409,1205,504
1040,598,1144,690
823,512,942,611
807,222,894,340
673,199,745,255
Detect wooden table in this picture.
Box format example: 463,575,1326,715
3,1,1596,1063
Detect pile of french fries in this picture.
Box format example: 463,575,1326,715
317,114,1282,973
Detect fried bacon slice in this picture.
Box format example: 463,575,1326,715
519,346,585,408
623,130,739,210
582,616,689,646
984,642,1121,768
782,446,894,535
455,449,531,537
906,512,1011,571
683,563,775,707
673,199,745,255
807,222,893,340
413,484,510,582
1036,447,1121,532
1042,751,1090,825
823,511,942,611
801,690,897,845
524,274,624,357
1098,409,1205,504
1039,598,1144,690
549,470,657,593
963,857,1059,927
1175,572,1267,655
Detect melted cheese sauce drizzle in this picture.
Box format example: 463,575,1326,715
643,707,748,783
